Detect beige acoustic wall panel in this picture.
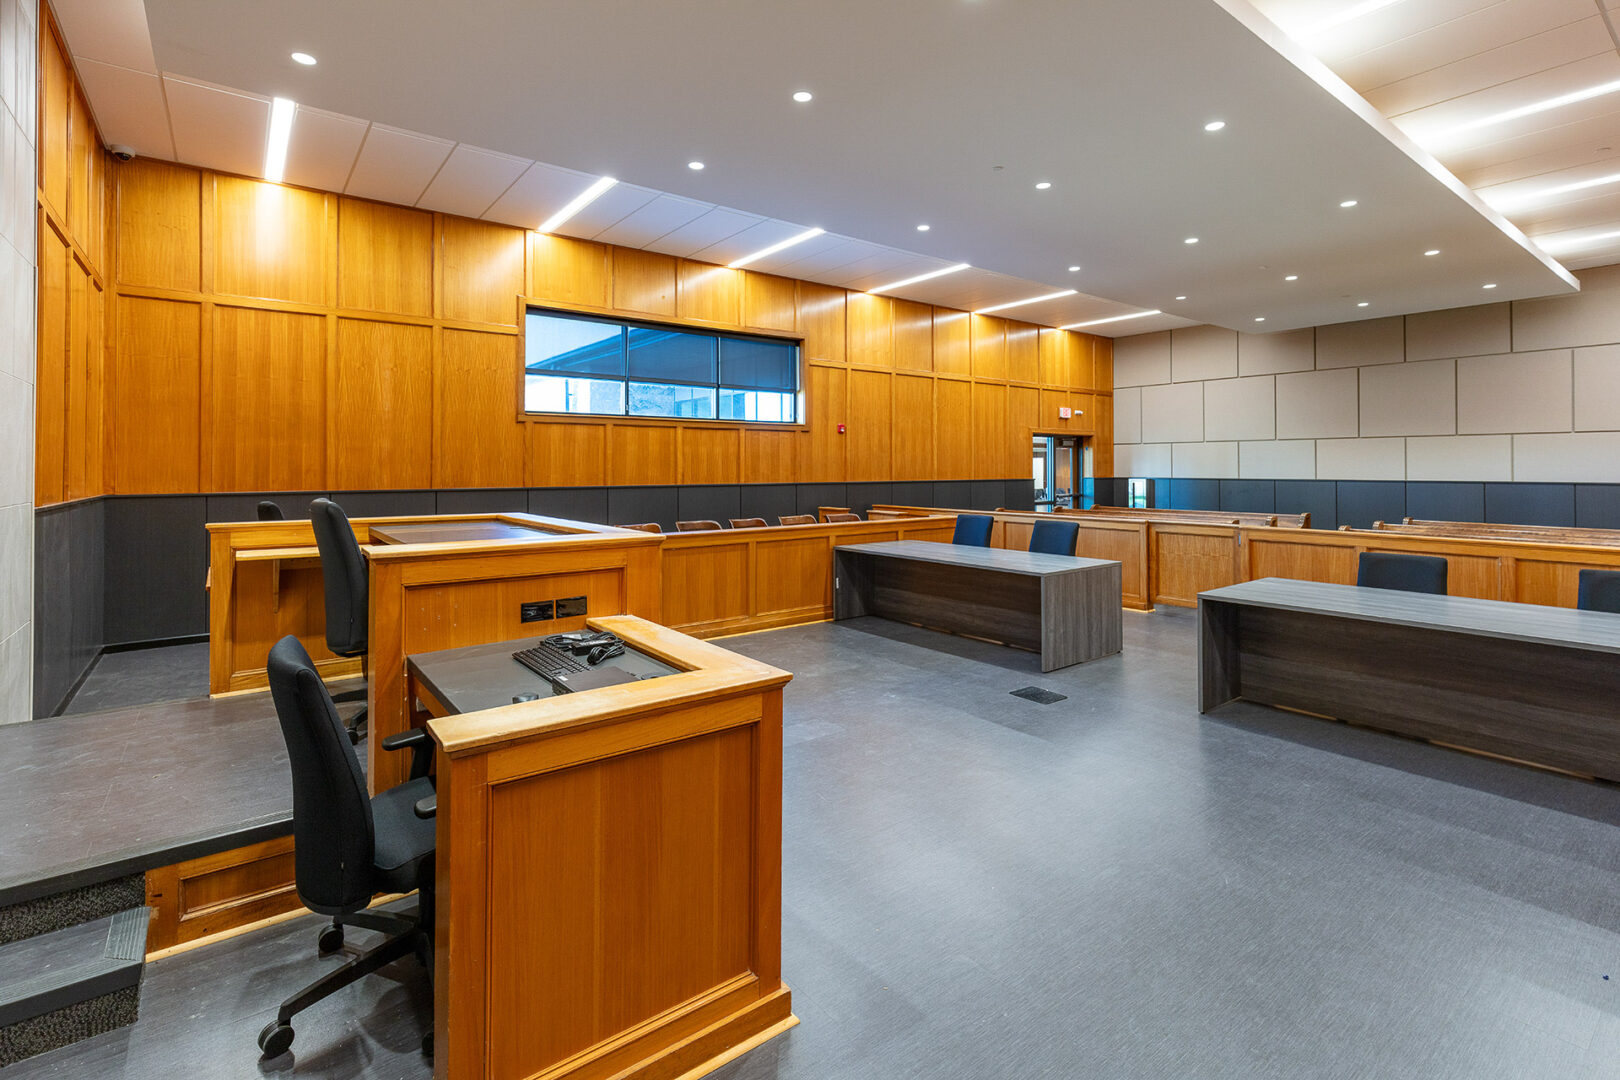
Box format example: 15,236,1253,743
1203,376,1275,442
1512,267,1620,353
1405,435,1512,482
1359,359,1456,437
1275,368,1358,440
1512,432,1620,483
1405,303,1510,362
1315,316,1404,370
1573,344,1620,431
1456,350,1572,434
1116,442,1171,476
1140,381,1203,444
1317,437,1405,480
1238,329,1314,376
1173,441,1238,478
1170,325,1237,383
1113,386,1142,445
1113,331,1170,387
1239,440,1314,479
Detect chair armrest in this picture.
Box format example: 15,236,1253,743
381,728,435,780
414,794,437,819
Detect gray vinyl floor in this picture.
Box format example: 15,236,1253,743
8,608,1620,1078
62,643,212,715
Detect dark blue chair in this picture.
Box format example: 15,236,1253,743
1577,568,1620,613
1356,552,1447,595
1028,520,1079,556
952,514,993,547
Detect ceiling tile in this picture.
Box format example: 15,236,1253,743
1333,0,1594,88
283,106,367,194
748,232,861,277
689,219,810,266
643,207,761,258
163,76,269,178
416,143,530,218
591,192,711,248
344,124,454,207
556,182,660,239
483,160,598,229
74,58,173,159
50,0,156,72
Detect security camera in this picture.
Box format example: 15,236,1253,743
108,145,136,162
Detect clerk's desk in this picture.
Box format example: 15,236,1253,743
408,616,796,1080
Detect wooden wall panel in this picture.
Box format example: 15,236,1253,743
743,429,799,484
846,370,892,481
329,319,434,489
681,426,742,485
337,199,433,317
677,261,742,326
806,365,846,482
529,234,610,309
894,299,932,372
85,284,106,495
1038,329,1070,388
799,282,846,365
111,297,201,494
214,177,328,305
1007,322,1039,384
39,35,69,218
1092,337,1113,390
443,218,525,326
35,229,68,505
68,88,95,243
741,273,796,332
436,330,525,488
612,249,677,316
610,424,680,486
933,309,970,377
934,378,972,479
972,382,1009,480
971,315,1007,382
116,161,202,292
211,308,326,491
846,293,893,369
1093,394,1114,476
1072,392,1096,435
892,374,934,480
1009,386,1039,478
527,421,608,488
64,266,92,500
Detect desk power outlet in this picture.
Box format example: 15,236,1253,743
520,600,554,623
556,596,588,618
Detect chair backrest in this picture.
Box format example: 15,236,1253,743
676,520,722,532
952,514,993,547
310,498,369,656
825,512,861,523
729,518,768,529
1028,520,1080,556
778,515,816,526
1356,552,1448,595
618,522,662,533
257,500,286,521
268,635,375,916
1577,568,1620,613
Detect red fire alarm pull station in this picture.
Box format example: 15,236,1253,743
1058,407,1072,419
837,423,846,434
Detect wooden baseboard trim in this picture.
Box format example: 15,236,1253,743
145,892,410,962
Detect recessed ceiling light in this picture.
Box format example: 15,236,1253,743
1424,249,1440,256
1035,181,1052,190
1483,283,1498,289
263,97,296,184
976,289,1078,315
1175,295,1187,301
1063,310,1161,329
869,262,972,294
1340,199,1358,208
687,161,704,170
729,226,826,269
290,52,316,66
1254,317,1266,322
917,224,930,232
1357,301,1370,307
537,175,618,233
1284,275,1298,281
792,90,813,103
1068,265,1081,272
1184,237,1199,245
1204,120,1226,132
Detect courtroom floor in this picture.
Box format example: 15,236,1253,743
8,608,1620,1078
62,642,211,715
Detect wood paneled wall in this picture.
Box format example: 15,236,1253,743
34,16,109,506
37,73,1114,505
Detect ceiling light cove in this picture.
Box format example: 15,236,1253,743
263,97,296,184
728,226,826,269
1204,120,1226,132
1291,0,1407,38
1064,309,1162,329
290,52,316,66
1536,228,1620,254
1443,79,1620,140
537,175,618,233
1487,171,1620,212
976,289,1078,315
792,90,813,103
869,262,972,295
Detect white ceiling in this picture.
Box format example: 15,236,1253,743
50,0,1596,336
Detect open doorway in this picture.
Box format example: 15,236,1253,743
1032,435,1090,510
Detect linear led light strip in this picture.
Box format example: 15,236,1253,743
1446,79,1620,137
1062,309,1160,329
868,263,972,294
729,227,825,269
1534,227,1620,254
538,176,619,233
975,289,1077,315
1487,171,1620,211
264,97,296,184
1292,0,1406,37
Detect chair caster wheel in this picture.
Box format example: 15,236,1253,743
258,1020,295,1057
422,1032,433,1056
317,924,344,954
348,727,361,745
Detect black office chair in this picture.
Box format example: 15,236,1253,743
1028,520,1079,556
259,635,436,1059
1357,552,1448,595
257,500,286,521
310,498,369,743
952,514,993,547
1577,568,1620,613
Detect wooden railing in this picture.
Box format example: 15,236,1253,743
1364,518,1620,546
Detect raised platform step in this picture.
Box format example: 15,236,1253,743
0,908,149,1067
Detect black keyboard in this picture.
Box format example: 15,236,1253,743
512,641,589,686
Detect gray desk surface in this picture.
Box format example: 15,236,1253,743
1200,577,1620,654
835,540,1119,576
367,521,558,545
407,635,682,715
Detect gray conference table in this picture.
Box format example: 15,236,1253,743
1198,577,1620,780
833,540,1122,670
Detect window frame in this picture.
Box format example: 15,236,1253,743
518,302,808,430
